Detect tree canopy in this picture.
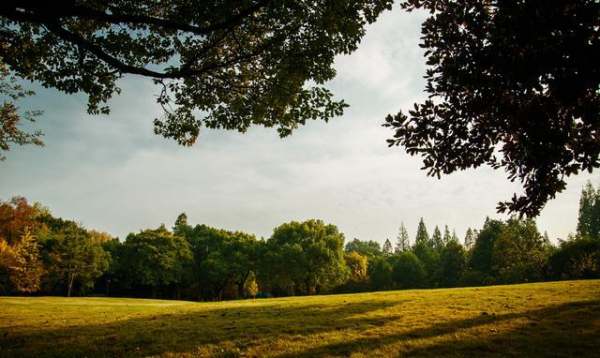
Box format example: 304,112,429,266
1,0,392,146
385,0,600,217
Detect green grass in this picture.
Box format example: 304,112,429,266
1,280,599,357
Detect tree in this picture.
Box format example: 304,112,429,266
120,226,192,298
385,0,600,217
173,213,192,238
431,226,443,251
0,197,44,244
48,226,109,296
345,238,382,258
395,223,410,253
368,257,393,291
412,219,438,286
8,230,43,293
244,272,259,299
438,240,466,287
267,219,348,295
181,224,259,300
0,238,17,293
548,236,600,280
0,62,43,160
391,252,425,289
469,218,505,281
382,238,393,255
577,181,600,240
491,218,547,284
442,226,452,246
414,218,429,247
1,1,392,145
344,251,368,283
464,228,475,250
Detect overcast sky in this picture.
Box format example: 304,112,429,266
0,6,594,244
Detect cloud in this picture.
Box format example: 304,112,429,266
0,6,593,245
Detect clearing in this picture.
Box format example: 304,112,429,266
1,280,599,357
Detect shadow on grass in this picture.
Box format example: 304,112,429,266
1,298,599,357
275,299,600,357
0,298,400,357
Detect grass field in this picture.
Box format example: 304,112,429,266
1,280,599,357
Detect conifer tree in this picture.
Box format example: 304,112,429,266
414,218,430,247
464,228,475,249
432,226,443,251
451,230,459,243
382,238,393,255
443,225,452,245
395,223,410,253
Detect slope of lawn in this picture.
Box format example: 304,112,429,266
1,280,599,357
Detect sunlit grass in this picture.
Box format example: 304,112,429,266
1,280,599,357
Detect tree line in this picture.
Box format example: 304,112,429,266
1,182,600,300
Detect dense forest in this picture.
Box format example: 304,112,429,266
1,182,600,300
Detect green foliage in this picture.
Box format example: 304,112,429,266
368,256,393,290
469,218,505,278
47,225,109,296
382,238,393,255
491,218,546,284
121,227,192,296
386,0,600,217
577,181,600,240
391,252,425,289
266,219,348,295
345,238,381,258
431,226,443,251
438,240,466,287
464,228,475,249
1,1,393,145
5,186,600,300
414,218,430,247
548,237,600,280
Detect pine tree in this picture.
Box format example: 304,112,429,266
451,229,459,243
464,228,475,249
382,238,393,255
443,225,452,245
395,223,410,253
432,226,443,251
415,218,430,246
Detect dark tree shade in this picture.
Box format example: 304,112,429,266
385,0,600,217
1,0,392,144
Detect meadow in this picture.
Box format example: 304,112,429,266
1,280,599,357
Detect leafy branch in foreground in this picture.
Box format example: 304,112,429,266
0,63,43,160
1,0,393,145
385,0,600,217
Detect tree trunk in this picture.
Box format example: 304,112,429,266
67,272,75,297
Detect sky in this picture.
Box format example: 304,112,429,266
0,6,594,245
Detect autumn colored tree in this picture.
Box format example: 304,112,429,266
8,230,43,293
0,63,43,160
0,197,43,244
